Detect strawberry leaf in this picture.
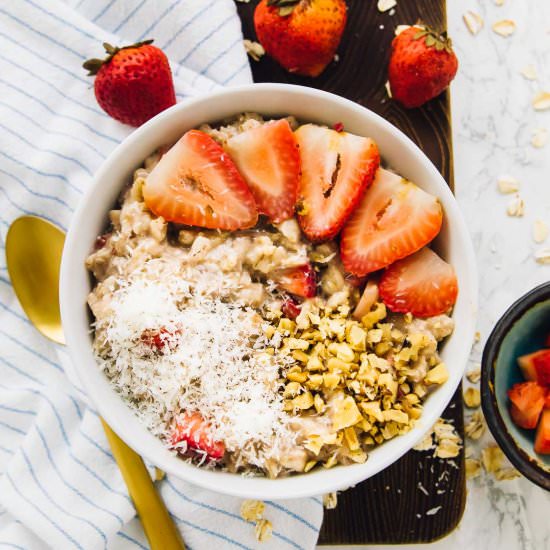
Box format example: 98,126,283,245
83,39,155,76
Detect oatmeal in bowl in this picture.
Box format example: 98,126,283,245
60,84,477,498
86,111,458,478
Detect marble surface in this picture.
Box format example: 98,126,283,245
323,1,550,549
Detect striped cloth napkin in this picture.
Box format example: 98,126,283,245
0,1,324,548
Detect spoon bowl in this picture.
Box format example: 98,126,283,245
6,215,65,345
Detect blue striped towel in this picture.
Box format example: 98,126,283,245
0,1,324,548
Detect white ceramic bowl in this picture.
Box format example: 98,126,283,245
60,83,478,500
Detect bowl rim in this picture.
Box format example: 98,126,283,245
60,82,478,499
481,281,550,492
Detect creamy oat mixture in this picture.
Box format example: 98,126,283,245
86,114,454,478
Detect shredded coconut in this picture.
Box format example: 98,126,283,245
93,270,296,471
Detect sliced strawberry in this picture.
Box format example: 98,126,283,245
225,119,300,223
341,168,443,275
535,409,550,454
270,264,316,298
282,297,302,319
518,350,550,387
143,130,258,230
508,381,546,430
378,247,458,317
171,412,225,461
295,124,379,242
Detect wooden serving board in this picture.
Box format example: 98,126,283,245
236,0,465,544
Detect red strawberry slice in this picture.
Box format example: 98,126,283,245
295,124,379,242
341,169,443,275
225,119,300,223
535,409,550,454
270,264,316,298
143,130,258,230
282,297,302,319
518,350,550,387
171,412,225,461
508,381,546,430
378,247,458,317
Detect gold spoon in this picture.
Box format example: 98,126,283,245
6,215,185,550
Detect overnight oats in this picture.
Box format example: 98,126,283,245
86,114,458,478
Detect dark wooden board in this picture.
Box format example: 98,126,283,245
236,0,465,544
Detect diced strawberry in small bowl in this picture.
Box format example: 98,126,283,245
482,282,550,492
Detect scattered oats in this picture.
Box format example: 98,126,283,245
425,506,442,516
463,387,481,408
506,195,525,217
474,331,481,343
494,0,505,5
417,481,429,496
534,248,550,264
481,445,504,473
465,411,486,440
494,467,520,481
254,519,273,543
414,430,435,451
492,19,516,37
241,500,265,522
531,128,548,148
243,39,265,62
465,458,482,479
463,11,484,35
154,468,165,481
520,65,538,81
466,364,481,383
395,24,411,36
377,0,397,13
385,81,392,98
533,91,550,111
323,492,338,510
389,8,396,16
497,175,520,194
533,219,549,244
435,438,461,459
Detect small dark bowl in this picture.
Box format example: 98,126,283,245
481,282,550,492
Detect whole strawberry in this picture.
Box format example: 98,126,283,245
254,0,347,77
388,26,458,108
83,40,176,126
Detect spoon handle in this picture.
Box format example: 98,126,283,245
101,420,185,550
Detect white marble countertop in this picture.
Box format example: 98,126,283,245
321,1,550,549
